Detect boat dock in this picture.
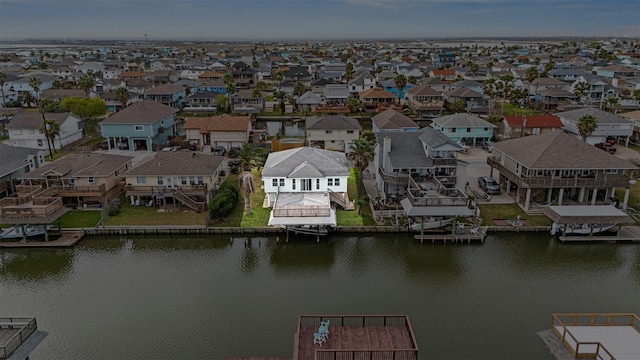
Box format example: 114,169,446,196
414,226,487,244
0,230,85,248
559,226,640,242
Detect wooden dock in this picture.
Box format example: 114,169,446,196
413,227,487,244
0,231,85,248
537,329,576,360
559,226,640,242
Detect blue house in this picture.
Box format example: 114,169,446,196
100,100,178,151
198,79,227,94
430,113,495,146
381,79,414,100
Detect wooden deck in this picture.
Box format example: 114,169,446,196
414,227,487,244
296,315,418,360
559,226,640,242
0,231,85,248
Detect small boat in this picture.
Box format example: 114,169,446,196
410,217,454,231
0,225,51,240
551,222,616,236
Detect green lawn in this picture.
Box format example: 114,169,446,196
502,102,542,116
54,210,102,228
45,151,68,162
103,202,208,226
210,170,271,227
615,181,640,211
477,203,552,226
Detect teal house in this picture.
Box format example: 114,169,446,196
430,113,495,146
100,100,178,151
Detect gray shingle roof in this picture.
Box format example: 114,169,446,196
418,126,463,150
432,113,495,128
101,100,177,124
306,115,361,130
0,143,41,177
262,147,349,178
6,113,77,130
123,152,224,176
375,131,432,170
371,108,418,130
556,107,633,124
492,131,637,169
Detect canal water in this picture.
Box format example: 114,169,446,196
1,233,638,360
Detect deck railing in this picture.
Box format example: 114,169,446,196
0,317,37,360
272,206,331,218
377,168,410,186
551,313,640,360
298,315,418,360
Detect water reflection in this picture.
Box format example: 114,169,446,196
0,249,73,282
254,120,306,137
401,243,466,286
240,237,267,274
268,239,336,273
130,235,233,252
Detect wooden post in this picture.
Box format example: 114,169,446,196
316,226,320,243
286,227,289,243
21,224,27,243
44,225,49,242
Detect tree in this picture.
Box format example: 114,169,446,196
346,136,375,196
0,71,6,107
237,144,259,171
182,84,191,97
59,97,107,123
39,118,61,153
573,81,590,105
407,76,417,85
451,99,466,112
251,87,262,101
576,114,598,142
78,75,95,96
215,94,229,113
394,74,407,99
255,81,268,92
28,76,42,105
20,92,36,108
273,90,288,114
114,87,131,111
482,78,497,114
293,81,305,97
51,79,63,90
344,62,354,83
602,97,620,113
238,171,255,215
348,97,361,113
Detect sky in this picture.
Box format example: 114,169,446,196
0,0,639,41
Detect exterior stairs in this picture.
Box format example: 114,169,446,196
329,190,355,210
173,189,205,212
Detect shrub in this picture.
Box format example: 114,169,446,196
108,205,120,216
209,184,238,218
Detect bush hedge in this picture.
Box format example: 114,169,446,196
209,184,238,219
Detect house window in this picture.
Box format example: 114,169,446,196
197,176,203,185
181,176,187,185
325,130,333,134
272,179,278,186
334,178,340,186
157,176,164,185
606,169,618,174
115,170,120,176
29,129,35,134
37,139,44,147
134,125,144,131
316,179,320,189
451,128,456,133
467,128,471,133
189,176,196,185
78,122,83,130
347,130,354,134
292,179,296,190
328,178,333,186
136,176,146,184
279,179,284,186
484,127,488,131
88,177,95,184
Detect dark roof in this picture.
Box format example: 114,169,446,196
556,107,633,124
306,115,362,130
371,108,418,130
124,152,224,176
492,131,637,170
262,147,349,178
375,131,432,169
101,100,177,124
0,143,42,177
6,113,77,130
19,153,133,179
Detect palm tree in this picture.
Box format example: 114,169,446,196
344,62,354,83
273,90,288,114
602,97,620,113
346,137,375,196
238,171,255,215
574,81,590,105
0,71,6,107
576,114,598,142
114,87,131,111
237,144,258,171
394,74,407,99
39,118,60,153
78,75,95,96
20,92,36,108
482,78,497,114
28,76,42,105
293,81,305,97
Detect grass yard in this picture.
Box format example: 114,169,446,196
210,171,271,227
477,203,552,226
502,102,542,116
616,180,640,211
55,210,102,228
103,202,208,226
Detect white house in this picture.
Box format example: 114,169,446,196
262,147,353,228
6,112,83,150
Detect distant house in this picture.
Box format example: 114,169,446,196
296,91,323,112
101,90,140,112
183,91,223,112
371,108,419,133
100,100,178,151
198,79,227,94
143,84,186,109
231,61,256,86
404,84,445,117
262,147,353,228
281,65,312,86
381,79,414,99
443,87,488,113
429,69,456,82
7,112,83,150
348,72,376,97
230,89,263,114
570,75,619,105
502,115,563,138
488,132,638,212
183,114,252,151
123,152,224,212
322,84,349,104
359,88,398,110
0,143,44,198
596,65,638,79
18,153,133,208
305,115,361,153
41,89,87,103
430,113,495,146
556,107,634,145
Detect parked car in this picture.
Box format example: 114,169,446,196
595,142,616,154
213,146,227,156
478,176,500,194
98,139,114,149
606,136,617,145
228,147,241,158
482,141,492,153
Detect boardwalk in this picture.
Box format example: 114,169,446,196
0,231,85,248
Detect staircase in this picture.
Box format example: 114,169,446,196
173,190,205,212
329,190,355,210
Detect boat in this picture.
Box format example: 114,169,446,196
410,217,454,231
0,225,52,240
551,222,616,236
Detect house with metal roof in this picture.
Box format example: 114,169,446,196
305,115,361,153
262,147,354,229
430,113,495,146
487,131,638,213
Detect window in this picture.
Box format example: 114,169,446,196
136,176,147,184
316,179,320,189
451,128,456,133
134,125,144,131
279,179,284,186
334,178,340,186
77,121,83,130
347,130,354,134
157,176,163,185
484,127,488,131
88,177,95,184
325,130,333,134
115,170,120,176
197,176,203,185
181,176,187,185
272,179,278,186
189,176,195,185
467,128,471,133
37,139,43,147
29,129,35,134
328,178,333,186
292,179,296,190
606,169,618,174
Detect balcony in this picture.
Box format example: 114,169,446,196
57,184,106,196
125,184,207,196
405,178,468,207
377,167,410,186
431,156,457,166
488,156,632,189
